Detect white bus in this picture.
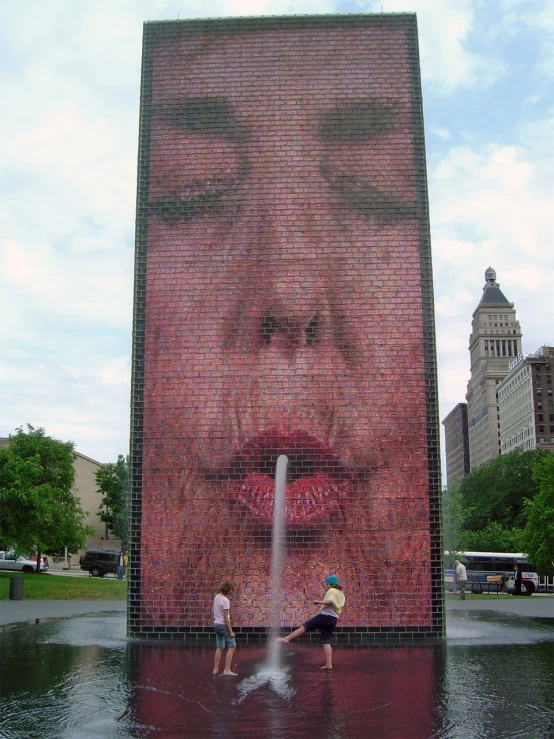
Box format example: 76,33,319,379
444,552,539,595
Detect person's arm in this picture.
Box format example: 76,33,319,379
223,609,235,637
313,598,333,606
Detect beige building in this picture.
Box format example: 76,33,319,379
0,438,120,555
498,346,554,454
465,267,523,470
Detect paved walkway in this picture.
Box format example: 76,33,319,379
445,594,554,619
1,595,551,628
0,600,126,627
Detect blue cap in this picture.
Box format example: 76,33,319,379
325,575,339,586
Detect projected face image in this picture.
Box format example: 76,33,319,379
141,26,432,626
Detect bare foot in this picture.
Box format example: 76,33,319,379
221,671,238,676
212,671,219,675
319,666,333,670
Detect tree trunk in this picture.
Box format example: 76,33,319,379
35,549,42,573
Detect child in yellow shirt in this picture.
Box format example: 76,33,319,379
278,575,345,670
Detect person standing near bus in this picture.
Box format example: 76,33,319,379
513,565,523,596
454,560,468,601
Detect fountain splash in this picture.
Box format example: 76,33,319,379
235,455,294,703
267,454,288,670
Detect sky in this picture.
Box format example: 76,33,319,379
1,0,553,472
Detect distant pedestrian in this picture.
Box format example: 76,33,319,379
454,560,468,600
501,572,509,594
116,551,125,580
513,565,523,595
213,579,238,676
277,575,346,670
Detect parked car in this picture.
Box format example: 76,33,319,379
79,550,119,578
28,555,50,568
0,551,49,573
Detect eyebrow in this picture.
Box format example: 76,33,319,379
154,97,243,139
317,102,402,142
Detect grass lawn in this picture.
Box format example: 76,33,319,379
0,572,126,600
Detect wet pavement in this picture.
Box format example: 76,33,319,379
0,600,126,627
1,601,553,738
1,595,551,627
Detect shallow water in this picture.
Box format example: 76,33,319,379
0,612,553,739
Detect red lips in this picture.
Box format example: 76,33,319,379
222,431,353,526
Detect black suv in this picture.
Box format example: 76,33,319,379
79,550,119,578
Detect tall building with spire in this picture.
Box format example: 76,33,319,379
465,267,523,470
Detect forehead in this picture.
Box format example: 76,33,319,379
151,28,412,104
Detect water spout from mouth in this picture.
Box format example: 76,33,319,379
267,454,288,670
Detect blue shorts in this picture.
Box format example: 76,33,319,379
303,614,338,644
214,623,236,649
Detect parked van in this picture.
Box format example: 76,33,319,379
79,550,119,578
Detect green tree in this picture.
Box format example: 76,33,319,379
96,455,129,547
519,452,554,575
459,520,522,553
0,425,93,571
459,448,550,533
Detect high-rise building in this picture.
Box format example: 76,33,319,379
442,403,470,483
498,345,554,454
465,268,523,470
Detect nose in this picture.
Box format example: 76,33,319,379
225,112,343,356
255,203,333,353
259,311,321,350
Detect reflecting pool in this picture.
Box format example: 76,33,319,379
0,611,553,738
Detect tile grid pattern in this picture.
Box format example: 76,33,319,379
129,13,444,643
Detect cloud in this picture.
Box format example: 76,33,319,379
524,94,542,105
430,108,554,428
0,348,131,463
365,0,505,89
431,139,554,261
429,124,452,140
0,239,133,334
499,0,554,80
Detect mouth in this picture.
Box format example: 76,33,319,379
208,431,353,526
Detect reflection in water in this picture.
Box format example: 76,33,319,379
0,612,552,738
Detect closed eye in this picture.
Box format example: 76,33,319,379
317,101,402,143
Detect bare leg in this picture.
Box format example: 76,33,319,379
278,625,306,643
222,647,237,675
213,647,222,675
320,643,333,669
